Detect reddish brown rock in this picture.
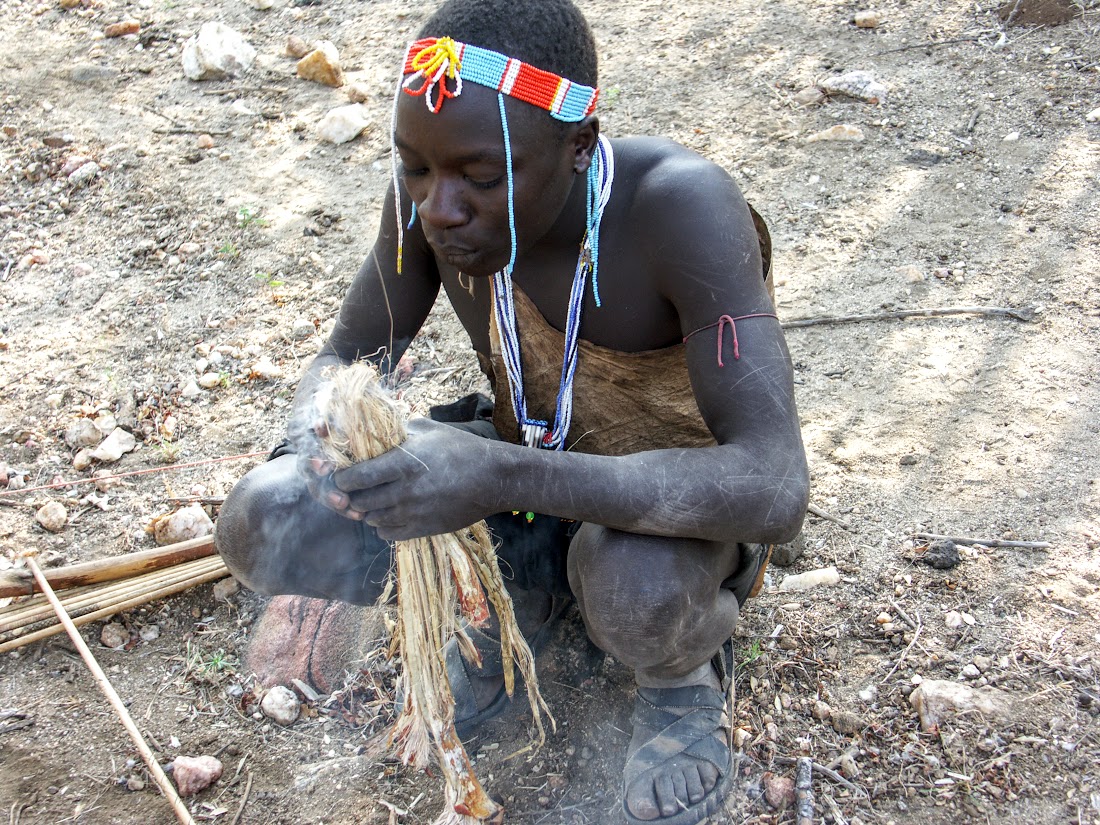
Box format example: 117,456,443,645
172,755,223,796
105,20,140,38
763,772,795,809
245,595,380,693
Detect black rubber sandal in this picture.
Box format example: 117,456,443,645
621,639,735,825
448,595,570,739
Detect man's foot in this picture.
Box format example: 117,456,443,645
622,648,734,824
438,590,568,737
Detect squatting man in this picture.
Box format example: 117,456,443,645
217,1,809,822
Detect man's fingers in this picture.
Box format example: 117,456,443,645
332,454,408,493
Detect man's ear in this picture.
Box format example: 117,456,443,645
572,116,600,175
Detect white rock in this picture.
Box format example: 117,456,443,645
778,566,841,592
45,393,64,409
93,413,117,434
909,679,1014,732
1002,131,1021,142
247,0,277,8
182,22,256,81
72,448,94,470
90,427,137,463
65,418,101,449
250,357,282,380
961,663,981,680
181,380,202,398
806,124,865,143
148,503,214,545
290,318,315,340
1087,108,1100,123
140,624,161,641
820,70,887,104
68,161,100,186
944,610,964,629
36,501,68,532
198,372,223,389
261,685,300,725
316,104,370,145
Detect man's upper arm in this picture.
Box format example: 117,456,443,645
641,159,802,454
325,187,441,371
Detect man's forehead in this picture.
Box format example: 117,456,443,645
395,83,562,156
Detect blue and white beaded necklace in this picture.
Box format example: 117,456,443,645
492,132,615,450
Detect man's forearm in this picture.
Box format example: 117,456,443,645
488,441,808,545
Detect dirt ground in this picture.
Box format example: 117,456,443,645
1,0,1099,822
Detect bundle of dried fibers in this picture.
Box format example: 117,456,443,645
311,362,553,824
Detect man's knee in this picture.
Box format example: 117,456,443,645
216,456,302,596
216,456,391,605
568,526,737,655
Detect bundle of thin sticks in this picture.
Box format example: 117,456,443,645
0,538,226,654
312,362,552,824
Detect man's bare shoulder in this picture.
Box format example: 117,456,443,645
611,136,743,212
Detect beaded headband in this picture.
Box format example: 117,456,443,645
401,37,599,121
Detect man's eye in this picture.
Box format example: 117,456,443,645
400,166,428,178
467,175,503,191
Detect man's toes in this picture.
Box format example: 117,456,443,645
672,772,689,807
685,765,706,804
624,776,661,821
699,761,719,792
655,773,680,818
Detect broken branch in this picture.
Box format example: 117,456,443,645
0,536,216,598
782,305,1035,330
911,532,1051,549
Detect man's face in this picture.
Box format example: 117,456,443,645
394,83,579,277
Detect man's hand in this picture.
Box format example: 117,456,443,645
327,417,499,541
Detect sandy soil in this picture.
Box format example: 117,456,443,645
1,0,1099,823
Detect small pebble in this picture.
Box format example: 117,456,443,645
830,709,866,735
853,9,880,27
1003,131,1021,142
140,624,161,642
1086,107,1100,123
763,772,795,809
212,577,240,601
196,134,215,150
346,82,370,103
36,501,68,532
812,700,832,721
261,685,301,725
296,41,344,87
104,20,140,37
100,621,129,648
172,755,223,796
198,372,223,389
962,663,981,680
285,35,309,58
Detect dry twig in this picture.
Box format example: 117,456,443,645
911,532,1051,549
806,503,851,530
22,555,196,825
781,305,1034,330
795,756,814,825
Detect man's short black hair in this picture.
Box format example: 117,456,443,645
418,0,598,87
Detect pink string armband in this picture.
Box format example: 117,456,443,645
682,313,778,367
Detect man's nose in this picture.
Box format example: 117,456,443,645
418,177,468,230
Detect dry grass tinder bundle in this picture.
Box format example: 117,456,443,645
312,362,552,824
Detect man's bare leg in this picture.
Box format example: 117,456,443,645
567,524,742,822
